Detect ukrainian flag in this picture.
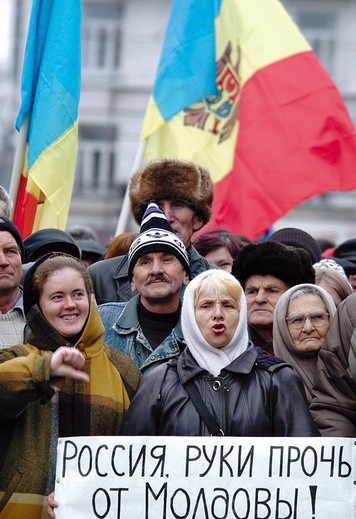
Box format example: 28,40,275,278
142,0,356,239
12,0,81,238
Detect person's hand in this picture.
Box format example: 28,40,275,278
47,492,58,519
50,346,89,384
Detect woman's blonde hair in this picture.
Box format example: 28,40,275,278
194,271,242,309
314,267,352,304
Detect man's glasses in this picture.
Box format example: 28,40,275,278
285,312,329,330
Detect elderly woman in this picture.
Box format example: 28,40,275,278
122,270,318,437
273,284,336,403
310,292,356,437
0,253,141,519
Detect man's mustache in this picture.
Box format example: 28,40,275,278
146,274,170,284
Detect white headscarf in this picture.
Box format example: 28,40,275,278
181,270,249,376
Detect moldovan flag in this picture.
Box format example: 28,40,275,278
142,0,356,239
11,0,81,238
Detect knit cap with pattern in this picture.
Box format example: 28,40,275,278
128,200,190,281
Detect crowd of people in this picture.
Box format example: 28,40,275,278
0,159,354,518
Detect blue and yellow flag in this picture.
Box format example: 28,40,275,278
142,0,356,238
13,0,81,238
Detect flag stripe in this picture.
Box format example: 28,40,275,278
12,176,38,237
152,0,219,121
29,121,78,214
216,0,311,81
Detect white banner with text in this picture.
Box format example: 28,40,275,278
55,436,355,519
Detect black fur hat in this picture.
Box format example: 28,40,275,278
232,241,315,288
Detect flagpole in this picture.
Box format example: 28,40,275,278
9,116,29,219
114,139,146,236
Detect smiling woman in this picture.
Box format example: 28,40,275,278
0,253,141,518
37,267,90,338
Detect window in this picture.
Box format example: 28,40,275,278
75,124,120,197
82,2,124,71
297,12,337,74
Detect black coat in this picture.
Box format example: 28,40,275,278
122,345,319,437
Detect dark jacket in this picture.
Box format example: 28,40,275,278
89,246,212,304
122,345,319,437
248,325,274,355
310,293,356,437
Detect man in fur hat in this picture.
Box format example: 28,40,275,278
232,241,315,355
90,159,214,304
98,201,190,373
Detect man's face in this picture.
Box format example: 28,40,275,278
156,199,203,248
131,252,189,310
244,274,290,329
0,231,23,296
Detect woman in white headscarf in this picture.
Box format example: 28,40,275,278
122,270,318,436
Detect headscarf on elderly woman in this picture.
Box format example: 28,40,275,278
122,270,319,437
273,284,336,403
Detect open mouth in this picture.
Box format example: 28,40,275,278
212,323,226,334
61,315,78,320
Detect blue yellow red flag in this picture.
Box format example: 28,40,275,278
12,0,81,238
142,0,356,239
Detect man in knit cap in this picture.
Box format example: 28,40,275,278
0,217,26,347
232,241,315,354
98,201,190,373
90,159,214,304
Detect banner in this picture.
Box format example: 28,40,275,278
55,436,355,518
